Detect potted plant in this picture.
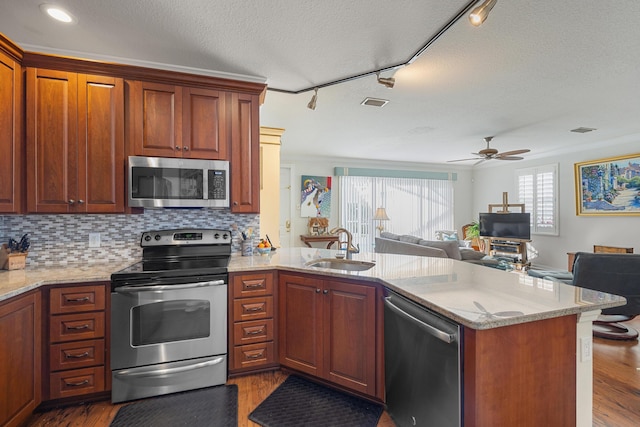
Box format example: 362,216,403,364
463,221,484,252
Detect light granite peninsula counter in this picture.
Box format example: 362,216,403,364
231,247,625,427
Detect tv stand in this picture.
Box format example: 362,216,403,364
487,237,530,266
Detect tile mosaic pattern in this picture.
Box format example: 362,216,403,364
0,209,259,267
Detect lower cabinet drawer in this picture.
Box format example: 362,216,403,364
233,296,273,322
233,319,274,345
49,366,105,399
232,342,275,370
50,339,105,371
50,312,105,343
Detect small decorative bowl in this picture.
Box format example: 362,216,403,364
256,247,271,256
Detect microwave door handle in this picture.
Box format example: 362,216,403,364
115,280,226,293
114,357,225,378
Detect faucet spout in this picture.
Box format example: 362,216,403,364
329,227,359,259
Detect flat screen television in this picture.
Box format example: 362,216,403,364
479,212,531,240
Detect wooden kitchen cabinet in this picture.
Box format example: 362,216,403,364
26,68,125,213
127,81,228,159
0,291,41,427
278,272,381,399
229,271,278,374
43,283,109,402
230,92,260,213
0,38,23,214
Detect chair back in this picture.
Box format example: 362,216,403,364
572,252,640,316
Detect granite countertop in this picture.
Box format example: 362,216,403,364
1,248,626,330
230,247,626,330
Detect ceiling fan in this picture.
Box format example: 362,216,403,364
448,136,530,165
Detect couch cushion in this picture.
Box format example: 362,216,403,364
418,239,462,260
399,235,422,244
380,231,400,240
375,237,448,258
460,248,487,261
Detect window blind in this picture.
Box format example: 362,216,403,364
516,164,558,235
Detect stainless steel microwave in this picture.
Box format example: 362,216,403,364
128,156,229,208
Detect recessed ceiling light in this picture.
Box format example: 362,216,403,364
570,127,597,133
40,4,77,24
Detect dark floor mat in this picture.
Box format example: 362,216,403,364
249,375,383,427
110,384,237,427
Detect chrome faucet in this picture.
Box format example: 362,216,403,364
330,227,360,259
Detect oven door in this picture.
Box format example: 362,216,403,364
111,279,227,370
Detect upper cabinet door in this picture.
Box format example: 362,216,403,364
0,48,22,213
129,81,183,158
182,87,228,160
77,74,125,213
230,92,260,213
26,68,78,213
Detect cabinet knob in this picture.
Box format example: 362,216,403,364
323,289,328,295
175,145,181,150
316,288,321,293
68,199,75,205
78,199,84,204
183,146,189,151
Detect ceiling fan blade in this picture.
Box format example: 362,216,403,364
474,158,487,166
496,149,530,157
496,156,524,160
447,157,482,163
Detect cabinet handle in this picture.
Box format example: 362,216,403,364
244,306,263,312
246,328,264,335
246,353,263,359
245,283,264,289
65,296,90,302
66,324,90,330
323,289,328,295
68,199,75,205
65,379,90,387
183,146,189,151
65,351,90,359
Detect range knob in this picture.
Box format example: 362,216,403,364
144,235,151,242
223,233,229,240
154,234,161,241
214,233,220,239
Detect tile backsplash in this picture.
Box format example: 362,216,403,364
0,209,259,267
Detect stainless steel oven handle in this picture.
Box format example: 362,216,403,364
384,297,456,344
115,280,226,293
113,357,225,378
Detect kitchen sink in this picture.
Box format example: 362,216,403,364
305,258,376,271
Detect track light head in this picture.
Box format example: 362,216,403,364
376,72,395,89
469,0,497,26
307,88,318,110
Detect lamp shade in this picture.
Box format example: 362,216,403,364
373,207,390,221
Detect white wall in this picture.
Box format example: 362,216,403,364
281,154,474,248
472,136,640,270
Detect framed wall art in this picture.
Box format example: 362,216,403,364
574,153,640,216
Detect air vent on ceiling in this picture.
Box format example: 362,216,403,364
361,97,389,107
570,127,597,133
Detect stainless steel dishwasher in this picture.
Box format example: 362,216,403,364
384,290,461,427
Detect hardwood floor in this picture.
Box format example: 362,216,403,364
26,318,640,427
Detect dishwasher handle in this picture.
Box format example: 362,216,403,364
384,297,456,344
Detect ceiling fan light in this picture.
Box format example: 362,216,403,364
469,0,497,27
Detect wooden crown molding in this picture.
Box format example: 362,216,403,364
0,32,24,62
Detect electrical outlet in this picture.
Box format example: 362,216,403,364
89,233,101,248
580,336,592,362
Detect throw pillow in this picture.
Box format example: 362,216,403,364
460,249,486,261
380,231,400,240
418,239,462,260
399,235,422,244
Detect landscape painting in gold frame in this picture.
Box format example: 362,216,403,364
574,153,640,216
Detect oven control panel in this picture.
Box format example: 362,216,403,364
141,229,231,246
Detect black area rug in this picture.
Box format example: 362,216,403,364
249,375,383,427
110,384,237,427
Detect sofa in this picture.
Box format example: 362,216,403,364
375,232,501,267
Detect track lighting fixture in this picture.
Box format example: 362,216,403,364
469,0,497,26
376,72,395,89
307,88,318,110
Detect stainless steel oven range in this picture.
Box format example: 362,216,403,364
110,228,231,403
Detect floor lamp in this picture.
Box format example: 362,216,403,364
373,207,390,235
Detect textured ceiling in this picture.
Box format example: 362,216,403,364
2,0,640,166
